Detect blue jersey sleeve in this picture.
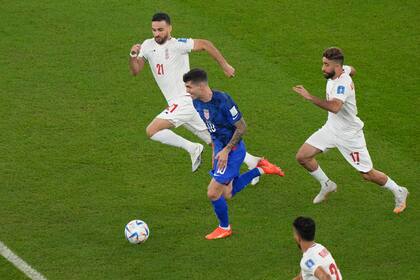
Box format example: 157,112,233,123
222,94,242,126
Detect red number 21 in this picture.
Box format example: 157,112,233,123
156,64,164,75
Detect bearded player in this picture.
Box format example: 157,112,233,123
293,216,342,280
293,47,408,214
129,13,261,181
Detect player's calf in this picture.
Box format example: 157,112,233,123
361,169,409,214
360,169,387,185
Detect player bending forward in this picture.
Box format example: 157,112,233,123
183,68,285,240
293,47,408,214
293,217,342,280
129,12,261,179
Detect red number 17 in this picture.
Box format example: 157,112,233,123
350,152,360,165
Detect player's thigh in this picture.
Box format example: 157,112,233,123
296,143,323,160
337,132,373,173
207,179,227,200
146,117,174,137
299,126,336,157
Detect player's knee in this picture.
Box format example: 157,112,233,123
296,152,308,165
361,170,374,181
207,191,219,201
145,125,156,138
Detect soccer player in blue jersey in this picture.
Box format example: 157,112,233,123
183,68,285,240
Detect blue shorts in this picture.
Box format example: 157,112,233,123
210,141,246,185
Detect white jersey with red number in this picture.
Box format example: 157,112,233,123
300,243,342,280
325,65,364,135
138,37,194,105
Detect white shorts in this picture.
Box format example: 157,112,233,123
156,97,207,131
305,125,373,172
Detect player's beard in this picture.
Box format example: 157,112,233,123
323,70,335,79
154,34,169,45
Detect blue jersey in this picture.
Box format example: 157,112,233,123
193,90,242,149
193,90,245,185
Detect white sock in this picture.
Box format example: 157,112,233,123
183,124,212,145
151,129,197,154
310,166,329,184
219,225,231,230
244,153,261,169
383,177,402,195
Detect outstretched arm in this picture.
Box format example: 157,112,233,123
292,85,343,114
129,44,146,76
192,39,235,77
215,118,247,170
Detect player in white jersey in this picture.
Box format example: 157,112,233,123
293,217,342,280
129,13,261,179
292,47,408,214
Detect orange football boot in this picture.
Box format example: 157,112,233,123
205,226,232,240
257,158,285,177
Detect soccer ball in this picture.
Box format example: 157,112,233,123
125,220,149,244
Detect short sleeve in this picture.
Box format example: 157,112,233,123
223,95,242,125
138,40,148,60
331,82,351,102
343,65,352,75
173,38,194,54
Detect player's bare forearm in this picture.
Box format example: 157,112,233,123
129,57,145,76
314,267,332,280
216,118,245,169
129,43,145,76
193,39,226,65
292,85,342,113
193,39,235,77
225,118,246,151
308,95,342,114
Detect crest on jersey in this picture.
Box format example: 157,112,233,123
337,85,345,94
305,259,315,269
165,48,169,60
203,109,210,120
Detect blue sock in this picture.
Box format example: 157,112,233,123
231,168,261,197
211,196,229,228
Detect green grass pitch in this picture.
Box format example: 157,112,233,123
1,0,419,279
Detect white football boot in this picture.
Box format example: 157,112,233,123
393,187,409,214
190,143,204,172
313,180,337,204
